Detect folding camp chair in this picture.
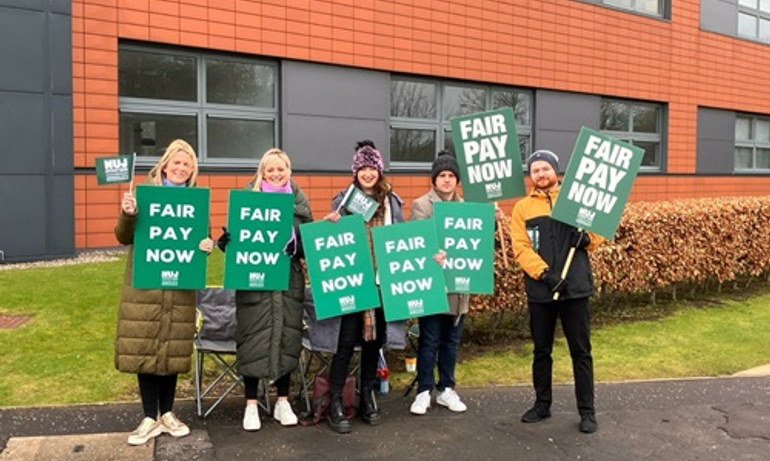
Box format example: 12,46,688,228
194,287,269,418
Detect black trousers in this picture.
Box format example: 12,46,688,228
137,373,177,419
244,373,290,399
328,308,386,394
528,297,594,414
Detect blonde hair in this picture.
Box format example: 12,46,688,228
251,148,292,191
148,139,199,186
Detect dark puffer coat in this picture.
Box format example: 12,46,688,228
235,180,313,380
113,192,197,375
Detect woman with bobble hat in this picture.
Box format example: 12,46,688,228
322,140,407,434
407,150,470,415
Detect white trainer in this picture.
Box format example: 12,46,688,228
127,417,162,446
410,390,431,415
159,411,190,437
273,400,299,426
243,404,261,431
437,388,467,413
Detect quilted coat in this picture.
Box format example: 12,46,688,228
235,180,313,380
113,195,197,375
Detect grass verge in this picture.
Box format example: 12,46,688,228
1,253,768,407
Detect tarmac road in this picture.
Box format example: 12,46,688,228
2,375,769,461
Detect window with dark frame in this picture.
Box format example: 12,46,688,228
118,45,278,165
735,114,770,171
600,98,664,169
389,77,532,166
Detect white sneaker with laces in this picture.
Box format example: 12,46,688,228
243,404,261,431
159,411,190,437
127,417,162,446
437,388,467,412
273,400,298,426
410,390,431,415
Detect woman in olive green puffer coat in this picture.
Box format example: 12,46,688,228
218,148,313,431
114,139,214,446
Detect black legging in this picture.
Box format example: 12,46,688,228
244,373,291,399
137,373,177,419
328,309,386,394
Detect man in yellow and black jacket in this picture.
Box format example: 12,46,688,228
510,150,604,434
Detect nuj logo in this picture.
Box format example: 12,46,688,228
339,295,356,311
485,182,503,198
576,208,596,227
161,270,179,287
454,276,471,291
249,272,266,288
407,298,424,315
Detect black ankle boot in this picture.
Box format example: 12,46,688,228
327,393,351,434
359,386,381,426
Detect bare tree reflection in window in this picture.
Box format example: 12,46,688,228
390,80,437,119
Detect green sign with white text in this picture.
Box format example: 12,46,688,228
434,201,495,294
300,215,381,320
372,220,449,321
133,185,210,289
223,190,294,290
551,127,644,239
451,107,526,202
95,154,134,185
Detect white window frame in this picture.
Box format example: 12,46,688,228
735,113,770,172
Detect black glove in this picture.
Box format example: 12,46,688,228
217,227,230,252
540,269,566,294
569,230,590,249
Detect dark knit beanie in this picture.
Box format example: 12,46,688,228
431,151,461,185
526,150,560,172
351,145,384,175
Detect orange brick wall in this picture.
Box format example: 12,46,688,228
73,0,770,248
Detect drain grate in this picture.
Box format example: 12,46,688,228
0,314,33,329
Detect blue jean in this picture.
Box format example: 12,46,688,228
416,313,465,394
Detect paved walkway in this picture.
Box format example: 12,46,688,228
2,375,769,461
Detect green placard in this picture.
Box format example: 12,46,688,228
434,201,495,294
222,190,294,290
95,154,134,185
338,184,379,222
133,185,210,289
552,127,645,240
300,215,381,320
372,220,449,322
451,107,526,202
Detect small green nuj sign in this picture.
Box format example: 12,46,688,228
372,219,449,321
451,107,526,202
551,127,645,239
222,190,294,290
95,154,134,185
132,185,210,289
337,184,379,222
300,215,381,320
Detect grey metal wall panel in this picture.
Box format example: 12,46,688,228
0,176,47,259
697,107,735,174
282,60,390,171
701,0,738,36
51,0,71,15
51,12,73,95
0,0,44,10
283,115,388,172
0,7,45,92
534,90,601,172
0,92,47,174
51,175,75,256
53,95,74,174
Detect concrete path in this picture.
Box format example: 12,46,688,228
1,376,769,461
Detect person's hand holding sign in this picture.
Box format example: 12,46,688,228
121,192,137,216
324,210,341,223
432,249,446,268
199,237,214,254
